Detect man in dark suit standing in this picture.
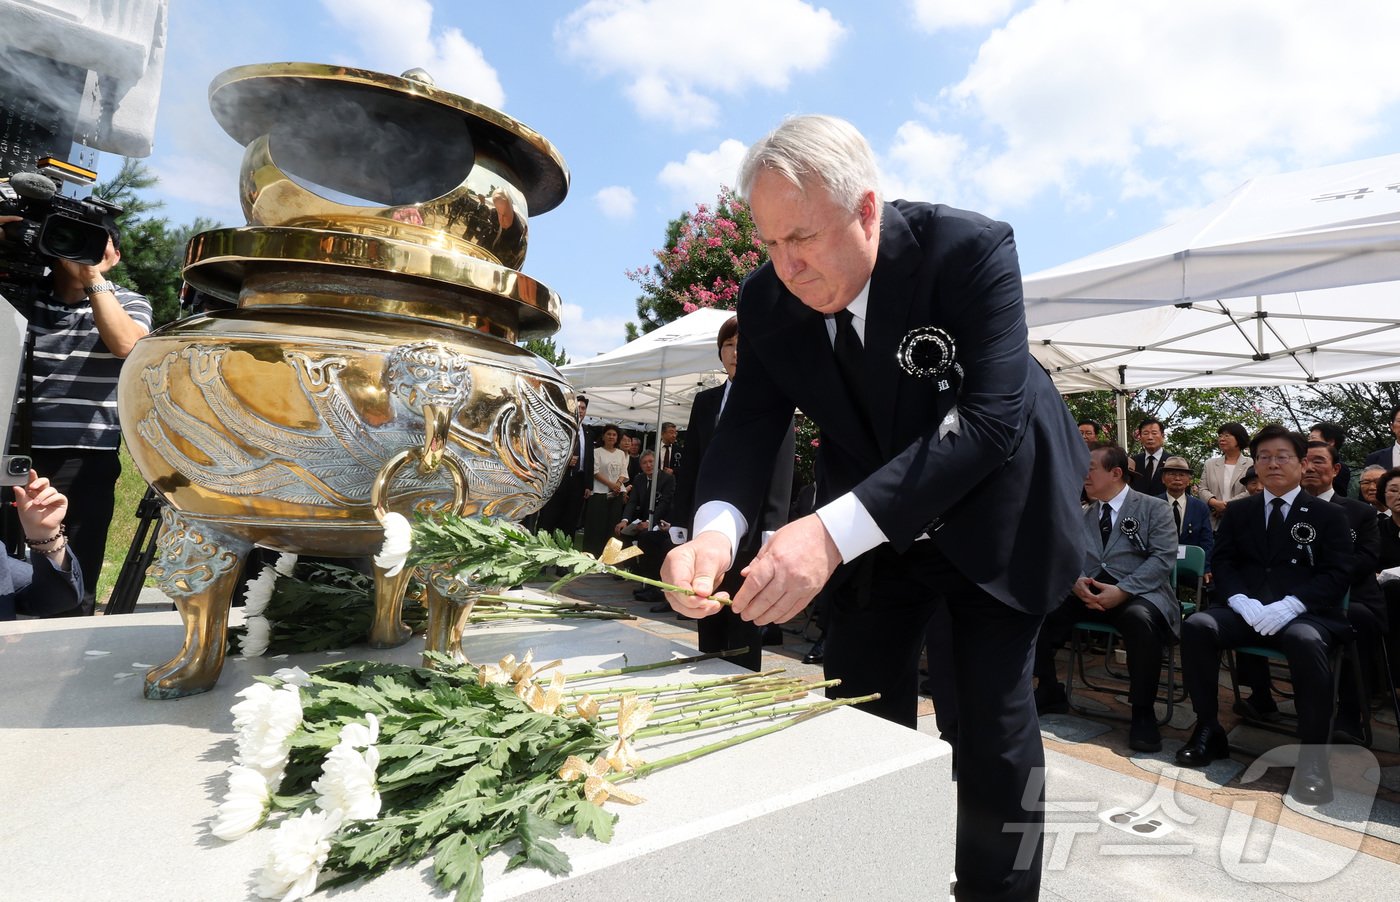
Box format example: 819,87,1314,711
658,421,681,477
662,115,1087,900
616,449,676,589
1363,404,1400,472
1034,444,1178,752
535,395,592,539
670,315,794,668
1175,425,1352,805
1131,417,1173,498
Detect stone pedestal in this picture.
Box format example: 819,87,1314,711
0,612,953,900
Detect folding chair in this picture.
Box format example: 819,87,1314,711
1225,592,1372,746
1064,545,1204,726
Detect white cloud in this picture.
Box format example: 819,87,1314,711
879,122,973,208
910,0,1017,32
594,185,638,220
657,139,748,205
558,0,846,129
557,302,631,358
942,0,1400,210
149,153,245,223
319,0,505,107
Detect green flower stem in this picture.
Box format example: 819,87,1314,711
469,611,634,621
586,679,810,719
634,685,843,738
561,649,756,683
643,679,841,724
615,694,880,781
561,670,781,701
476,594,631,615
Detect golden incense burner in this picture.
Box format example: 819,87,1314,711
119,63,577,698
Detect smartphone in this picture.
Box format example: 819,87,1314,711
1,454,32,487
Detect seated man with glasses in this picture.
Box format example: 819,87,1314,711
1175,425,1352,805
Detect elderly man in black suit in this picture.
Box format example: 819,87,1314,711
1131,417,1175,498
661,114,1087,901
1176,425,1352,805
1034,444,1179,752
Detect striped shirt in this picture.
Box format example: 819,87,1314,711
26,287,153,450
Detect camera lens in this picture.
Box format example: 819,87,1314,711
8,458,26,475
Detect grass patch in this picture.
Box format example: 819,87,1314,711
98,443,156,606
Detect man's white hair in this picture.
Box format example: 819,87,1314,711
737,114,881,212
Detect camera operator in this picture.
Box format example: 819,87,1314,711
2,215,151,616
3,468,81,620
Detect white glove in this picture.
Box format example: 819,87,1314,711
1254,596,1306,637
1227,594,1265,628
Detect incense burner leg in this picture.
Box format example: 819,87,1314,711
421,564,481,667
368,563,416,648
144,509,250,699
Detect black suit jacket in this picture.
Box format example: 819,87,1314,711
1211,491,1352,636
1131,450,1176,498
1364,447,1395,471
1328,493,1384,626
697,201,1087,614
676,382,794,547
621,470,675,525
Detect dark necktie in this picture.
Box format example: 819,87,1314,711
833,309,869,404
1267,496,1287,552
1173,498,1182,535
1145,455,1157,484
663,445,671,470
1099,502,1113,548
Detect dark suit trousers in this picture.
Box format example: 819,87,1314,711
824,542,1045,902
1182,608,1335,745
1035,594,1171,707
697,543,762,672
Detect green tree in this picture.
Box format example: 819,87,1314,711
1062,387,1279,468
625,187,765,340
92,157,221,327
523,336,569,367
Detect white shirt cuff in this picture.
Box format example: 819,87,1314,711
693,500,747,564
815,492,889,563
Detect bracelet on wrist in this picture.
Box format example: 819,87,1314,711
24,523,66,547
36,534,68,556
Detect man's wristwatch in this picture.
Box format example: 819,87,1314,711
83,281,119,296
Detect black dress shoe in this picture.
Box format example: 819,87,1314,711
1034,682,1069,716
1290,755,1334,805
802,641,824,665
1232,695,1281,723
1175,723,1229,767
1128,707,1162,753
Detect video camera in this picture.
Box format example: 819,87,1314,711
0,157,123,309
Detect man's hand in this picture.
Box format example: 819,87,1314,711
1078,578,1128,612
661,531,733,618
1254,597,1306,637
731,514,842,626
13,470,67,538
1227,595,1265,628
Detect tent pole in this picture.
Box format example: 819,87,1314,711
1116,365,1128,446
649,376,666,520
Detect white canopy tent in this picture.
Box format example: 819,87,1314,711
1020,153,1400,435
558,308,731,429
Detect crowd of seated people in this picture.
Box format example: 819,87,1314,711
1035,418,1400,807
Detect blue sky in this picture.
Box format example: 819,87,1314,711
127,0,1400,359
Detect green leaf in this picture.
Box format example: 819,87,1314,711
506,809,571,876
433,833,485,902
568,799,617,843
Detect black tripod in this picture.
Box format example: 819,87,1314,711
103,486,164,615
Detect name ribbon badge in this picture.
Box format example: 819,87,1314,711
1290,521,1317,566
897,325,963,439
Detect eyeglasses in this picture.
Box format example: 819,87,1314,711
1254,454,1297,465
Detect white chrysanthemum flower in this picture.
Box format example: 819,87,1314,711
312,715,381,822
211,764,271,841
335,712,379,750
242,565,279,617
256,808,340,901
240,614,272,658
231,682,303,776
373,512,412,577
273,553,299,578
272,666,312,688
